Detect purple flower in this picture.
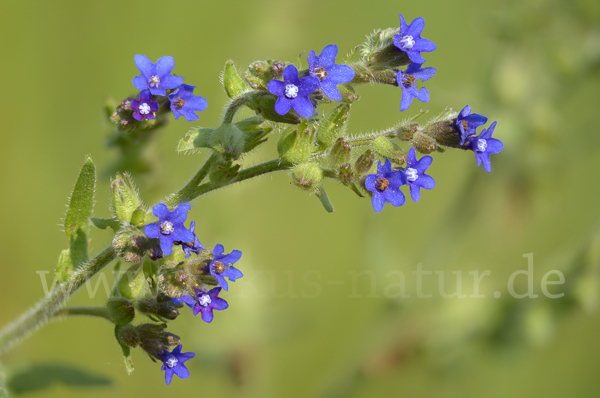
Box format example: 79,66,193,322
131,90,159,121
209,244,243,291
397,63,436,112
158,344,195,385
454,105,488,145
192,287,229,323
144,203,195,256
132,55,184,96
307,44,355,101
267,65,319,118
365,159,407,213
401,148,436,203
177,221,205,258
168,84,208,122
466,121,503,173
393,14,437,64
172,294,195,307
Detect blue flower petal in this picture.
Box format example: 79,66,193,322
406,17,425,38
172,363,189,379
274,96,292,115
320,80,342,101
292,95,314,118
283,65,300,85
220,249,242,265
152,203,170,219
267,79,286,96
487,138,503,154
413,38,437,52
319,44,338,69
409,184,421,202
371,192,386,213
134,54,153,79
155,56,176,78
144,223,161,239
132,75,148,91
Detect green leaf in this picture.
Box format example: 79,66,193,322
315,185,334,213
316,104,350,149
54,249,72,282
222,60,249,99
114,326,134,375
64,156,96,239
177,127,215,153
6,363,111,395
0,361,9,398
91,217,121,232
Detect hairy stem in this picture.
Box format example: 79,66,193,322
222,95,250,124
165,154,218,207
0,247,116,356
55,306,111,321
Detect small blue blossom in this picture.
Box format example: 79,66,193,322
172,294,195,307
168,84,208,122
365,159,407,213
132,55,184,96
466,121,503,173
144,203,195,256
158,344,195,385
131,90,159,121
307,44,355,101
454,105,488,145
209,244,243,291
401,148,436,203
176,221,205,258
192,287,229,323
397,63,436,112
267,65,320,118
393,14,437,64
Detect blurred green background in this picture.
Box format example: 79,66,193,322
1,0,600,396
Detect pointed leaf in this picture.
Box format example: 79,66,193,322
315,185,334,213
222,60,249,99
64,156,96,239
177,127,215,152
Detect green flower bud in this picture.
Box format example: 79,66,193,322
278,122,316,164
110,173,143,224
426,121,462,147
209,123,246,161
222,60,249,99
115,264,148,301
329,137,352,165
116,324,139,348
338,163,354,185
372,137,406,165
412,132,438,154
292,163,324,191
355,149,375,175
317,104,350,149
113,230,150,264
107,298,135,326
137,295,180,322
245,60,288,90
137,324,180,360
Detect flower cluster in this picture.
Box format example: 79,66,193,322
267,44,355,118
142,203,243,385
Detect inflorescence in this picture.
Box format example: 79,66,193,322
101,11,505,385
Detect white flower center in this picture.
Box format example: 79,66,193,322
139,103,151,115
405,167,418,182
149,75,160,88
160,221,174,235
399,35,415,49
165,355,178,368
476,139,487,152
284,84,299,99
199,294,212,307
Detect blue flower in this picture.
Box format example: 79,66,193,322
401,148,435,202
176,221,205,258
209,244,243,291
466,121,503,173
454,105,488,145
393,14,437,64
131,90,159,121
168,84,208,122
365,159,407,213
192,287,229,323
307,44,355,101
397,63,436,111
172,294,195,307
144,204,195,256
132,55,184,96
158,344,195,385
267,65,320,118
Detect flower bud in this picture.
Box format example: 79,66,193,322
317,104,350,149
338,163,354,185
355,149,375,175
372,137,406,165
245,60,288,90
107,298,135,326
292,163,323,191
110,173,143,224
270,62,284,78
397,123,419,142
278,122,316,164
137,296,180,322
116,324,140,348
115,263,148,301
412,132,438,154
113,231,149,264
426,121,462,147
329,137,351,165
137,324,180,359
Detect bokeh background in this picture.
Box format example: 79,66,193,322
1,0,600,396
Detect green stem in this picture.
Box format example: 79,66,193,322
0,247,116,356
183,158,293,203
55,306,111,321
222,95,250,124
165,154,218,207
